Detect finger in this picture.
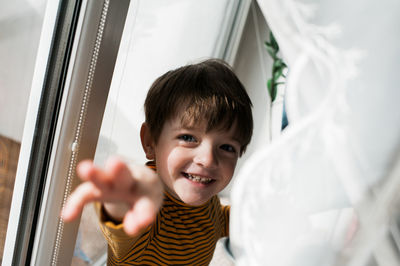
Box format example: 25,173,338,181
127,164,160,198
77,160,112,191
61,182,101,222
132,166,163,205
128,164,158,183
76,160,96,181
123,197,157,236
105,157,137,192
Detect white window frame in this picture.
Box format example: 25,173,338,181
30,0,131,265
2,0,61,264
2,0,130,265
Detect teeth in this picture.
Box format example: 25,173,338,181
185,173,212,184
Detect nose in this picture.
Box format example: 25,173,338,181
193,142,218,168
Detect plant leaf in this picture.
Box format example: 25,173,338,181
274,68,283,81
273,59,283,69
270,32,279,50
265,45,277,59
267,79,272,89
271,86,277,102
265,32,287,103
267,79,273,97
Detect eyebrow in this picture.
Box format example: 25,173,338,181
171,125,197,131
231,137,242,144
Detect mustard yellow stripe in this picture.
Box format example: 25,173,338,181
138,243,215,265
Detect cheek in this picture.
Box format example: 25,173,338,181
221,159,237,182
164,148,189,173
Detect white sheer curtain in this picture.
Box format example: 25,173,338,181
230,0,400,265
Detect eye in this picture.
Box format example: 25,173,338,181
220,144,236,153
178,134,196,142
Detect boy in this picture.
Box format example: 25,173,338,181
63,59,253,265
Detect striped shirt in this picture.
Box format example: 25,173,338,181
96,162,230,265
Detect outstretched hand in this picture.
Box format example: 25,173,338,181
62,157,163,236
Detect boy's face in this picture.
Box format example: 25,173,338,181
149,116,241,206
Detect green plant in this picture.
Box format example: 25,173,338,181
265,32,287,102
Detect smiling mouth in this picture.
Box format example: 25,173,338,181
182,172,214,184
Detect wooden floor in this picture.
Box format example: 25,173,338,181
0,135,20,262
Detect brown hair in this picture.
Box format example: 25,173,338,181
144,59,253,155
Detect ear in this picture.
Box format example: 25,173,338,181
140,122,155,160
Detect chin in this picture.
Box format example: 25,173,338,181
180,194,210,206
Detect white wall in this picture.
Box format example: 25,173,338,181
222,2,273,196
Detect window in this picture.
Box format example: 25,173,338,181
1,0,128,264
2,0,277,264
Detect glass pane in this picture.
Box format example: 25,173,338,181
72,0,240,264
0,0,48,262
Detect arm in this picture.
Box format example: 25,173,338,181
62,157,163,236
